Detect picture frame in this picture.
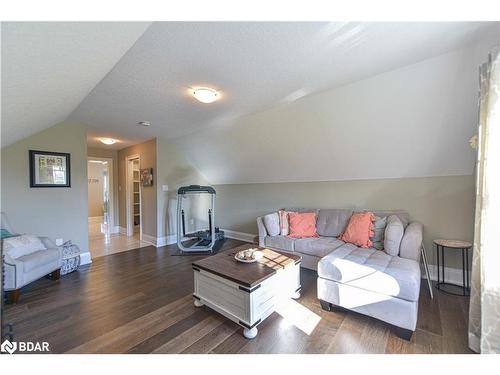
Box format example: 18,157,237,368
140,168,153,187
29,150,71,188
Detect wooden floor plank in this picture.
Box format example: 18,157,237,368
66,294,194,353
3,239,473,354
181,319,239,354
325,313,370,354
127,308,211,354
210,330,249,354
152,315,225,354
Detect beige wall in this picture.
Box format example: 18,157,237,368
87,162,104,217
87,147,119,226
214,175,475,268
156,137,207,240
1,121,89,253
174,39,493,185
117,138,157,238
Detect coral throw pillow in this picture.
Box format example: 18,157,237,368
288,212,319,238
340,212,375,248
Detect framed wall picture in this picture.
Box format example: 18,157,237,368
140,168,153,186
29,150,71,187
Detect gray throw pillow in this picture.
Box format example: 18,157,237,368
384,215,404,256
263,212,280,236
371,216,387,250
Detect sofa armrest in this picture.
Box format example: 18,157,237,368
39,236,57,249
399,222,423,262
257,216,267,248
3,253,23,290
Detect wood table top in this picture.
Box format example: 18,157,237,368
433,239,472,249
192,248,301,288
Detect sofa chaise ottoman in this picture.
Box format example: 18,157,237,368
257,208,423,340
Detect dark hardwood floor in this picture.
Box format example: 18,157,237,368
3,239,472,354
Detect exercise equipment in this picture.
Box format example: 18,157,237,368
176,185,225,253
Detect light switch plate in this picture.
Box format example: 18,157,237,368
162,185,169,191
55,238,63,246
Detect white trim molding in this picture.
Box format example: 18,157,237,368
157,234,194,247
141,233,157,247
80,251,92,265
422,264,467,285
157,234,178,247
222,229,256,244
144,229,256,248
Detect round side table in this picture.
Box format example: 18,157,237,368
434,239,472,296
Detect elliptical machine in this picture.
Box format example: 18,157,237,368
176,185,225,253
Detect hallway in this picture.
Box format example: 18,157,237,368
88,217,150,258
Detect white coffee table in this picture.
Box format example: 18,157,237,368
192,248,302,339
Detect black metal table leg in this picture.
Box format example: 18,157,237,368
462,248,466,296
441,245,445,285
436,244,441,289
466,247,470,294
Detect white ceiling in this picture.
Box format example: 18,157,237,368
175,47,485,184
1,22,151,147
68,22,495,149
2,22,498,183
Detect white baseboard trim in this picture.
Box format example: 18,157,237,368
80,251,92,265
157,234,178,247
141,233,157,247
151,229,256,247
115,228,176,247
422,264,467,285
222,229,255,243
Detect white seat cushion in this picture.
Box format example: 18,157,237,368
318,243,421,302
18,248,60,273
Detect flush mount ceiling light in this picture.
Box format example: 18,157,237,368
137,121,151,126
191,87,220,104
99,138,116,145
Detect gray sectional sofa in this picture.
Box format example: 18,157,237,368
257,208,423,339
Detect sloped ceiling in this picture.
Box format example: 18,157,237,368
71,22,494,150
1,22,151,147
175,48,483,184
2,22,499,183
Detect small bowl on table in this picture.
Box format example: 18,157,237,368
235,248,263,263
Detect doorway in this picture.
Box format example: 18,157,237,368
87,155,148,258
87,157,114,241
126,155,142,239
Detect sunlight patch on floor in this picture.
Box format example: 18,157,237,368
275,298,321,335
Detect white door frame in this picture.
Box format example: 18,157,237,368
125,154,142,238
87,157,115,232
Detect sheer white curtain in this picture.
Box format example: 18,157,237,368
469,49,500,354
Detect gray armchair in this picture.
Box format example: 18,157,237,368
1,213,62,303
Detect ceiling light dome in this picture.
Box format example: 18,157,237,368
191,87,220,104
100,138,116,145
